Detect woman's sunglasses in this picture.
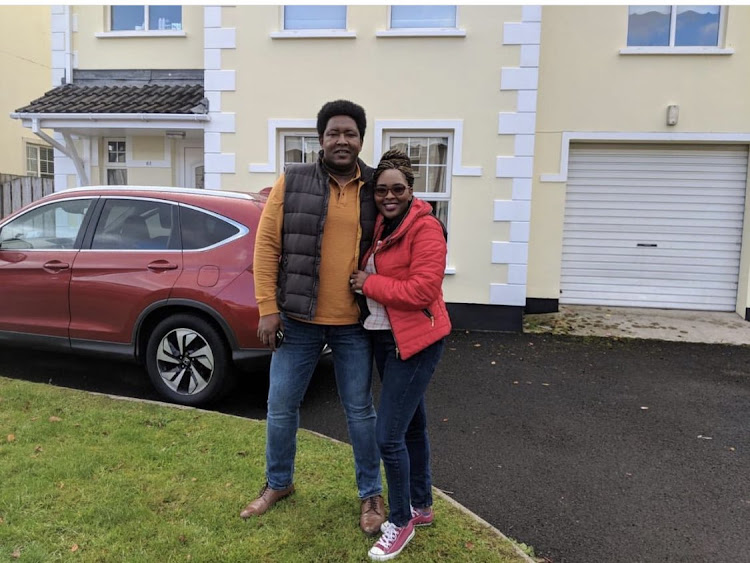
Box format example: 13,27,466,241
374,185,408,197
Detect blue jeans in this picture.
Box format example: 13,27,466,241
372,331,444,527
265,314,382,499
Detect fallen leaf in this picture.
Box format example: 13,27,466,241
178,535,187,544
236,451,248,457
491,361,496,365
34,445,43,453
49,416,62,423
729,447,736,452
442,418,449,422
71,544,79,552
58,482,65,489
7,434,14,442
191,477,197,482
542,383,550,386
465,541,475,550
640,407,649,410
12,549,20,559
473,343,481,348
513,381,519,385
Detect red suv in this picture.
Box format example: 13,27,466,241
0,186,268,405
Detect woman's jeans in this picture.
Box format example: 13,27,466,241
265,314,382,499
372,331,445,527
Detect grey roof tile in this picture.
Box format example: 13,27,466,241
15,83,207,114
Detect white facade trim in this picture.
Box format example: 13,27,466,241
619,47,734,56
204,6,236,190
249,119,316,174
376,29,466,38
493,6,541,307
271,30,356,39
373,119,481,176
541,131,750,182
95,31,186,39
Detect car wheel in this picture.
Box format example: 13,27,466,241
145,314,233,406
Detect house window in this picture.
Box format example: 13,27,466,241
390,5,457,29
384,133,451,228
281,134,321,170
111,5,183,31
106,139,127,185
284,6,346,30
627,5,721,46
26,145,54,179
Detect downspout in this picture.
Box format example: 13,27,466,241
32,118,89,186
64,5,73,84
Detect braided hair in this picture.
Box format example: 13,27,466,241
374,149,415,188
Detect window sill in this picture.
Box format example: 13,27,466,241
270,30,356,39
376,28,466,38
619,46,734,55
96,30,186,38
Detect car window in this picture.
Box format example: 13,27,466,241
180,205,240,250
0,198,93,250
91,199,178,250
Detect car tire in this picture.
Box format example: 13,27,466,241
145,313,233,406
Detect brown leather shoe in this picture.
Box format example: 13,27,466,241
360,494,386,535
240,483,295,518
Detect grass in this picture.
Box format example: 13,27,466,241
0,376,530,562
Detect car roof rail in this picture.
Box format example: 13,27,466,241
61,185,262,201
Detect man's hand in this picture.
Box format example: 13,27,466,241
257,313,283,351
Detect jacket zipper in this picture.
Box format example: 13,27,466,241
422,308,435,327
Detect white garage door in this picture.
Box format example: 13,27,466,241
561,144,748,311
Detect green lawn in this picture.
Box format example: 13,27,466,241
0,376,532,562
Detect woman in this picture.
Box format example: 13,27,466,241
350,149,451,561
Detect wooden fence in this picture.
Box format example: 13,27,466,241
0,174,55,219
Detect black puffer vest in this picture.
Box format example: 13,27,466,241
277,155,376,320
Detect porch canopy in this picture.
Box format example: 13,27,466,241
11,73,208,186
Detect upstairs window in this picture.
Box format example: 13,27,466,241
26,145,54,179
390,5,457,29
283,6,346,30
627,5,721,47
111,5,183,32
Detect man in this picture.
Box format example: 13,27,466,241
243,100,385,535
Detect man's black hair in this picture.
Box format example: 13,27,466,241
316,100,366,140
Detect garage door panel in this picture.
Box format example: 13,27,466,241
561,296,732,311
563,260,738,276
561,270,734,289
561,144,747,311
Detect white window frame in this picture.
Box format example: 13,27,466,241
377,5,466,38
26,143,54,179
104,138,128,185
96,5,186,38
620,5,733,55
279,132,321,171
271,5,355,39
383,131,455,272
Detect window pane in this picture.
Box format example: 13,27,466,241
284,136,320,168
112,6,145,31
27,146,39,176
429,200,449,228
284,6,346,30
107,169,128,185
0,199,91,250
180,206,240,250
149,6,182,31
391,6,457,28
303,137,321,163
675,6,719,46
627,6,671,46
284,136,303,164
92,199,177,250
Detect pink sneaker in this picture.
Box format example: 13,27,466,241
410,506,433,527
368,521,415,561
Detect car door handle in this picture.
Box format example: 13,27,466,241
43,260,70,272
147,260,179,271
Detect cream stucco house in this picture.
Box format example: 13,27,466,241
11,5,750,328
0,6,52,179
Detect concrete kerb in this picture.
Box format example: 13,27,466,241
86,390,537,562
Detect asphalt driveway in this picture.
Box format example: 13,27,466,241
1,331,748,562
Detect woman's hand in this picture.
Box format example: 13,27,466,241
350,270,369,293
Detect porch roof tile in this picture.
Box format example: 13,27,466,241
15,83,207,115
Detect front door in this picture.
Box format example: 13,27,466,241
183,147,204,189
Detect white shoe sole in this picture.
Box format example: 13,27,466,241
368,528,415,561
